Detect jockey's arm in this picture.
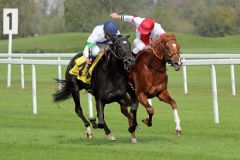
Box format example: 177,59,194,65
110,12,143,26
84,25,104,58
151,23,167,39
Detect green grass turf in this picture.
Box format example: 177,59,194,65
0,32,240,53
0,63,240,160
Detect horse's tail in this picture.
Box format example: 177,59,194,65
53,79,72,102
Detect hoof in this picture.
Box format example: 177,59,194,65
142,118,152,127
131,138,137,144
131,132,137,144
98,123,105,129
86,132,93,140
86,126,93,140
176,130,182,136
107,133,116,141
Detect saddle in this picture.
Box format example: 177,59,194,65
69,52,104,84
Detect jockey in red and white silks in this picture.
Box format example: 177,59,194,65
110,13,166,55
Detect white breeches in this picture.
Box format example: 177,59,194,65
132,38,148,55
83,45,100,58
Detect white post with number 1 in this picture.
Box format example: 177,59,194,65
3,8,18,87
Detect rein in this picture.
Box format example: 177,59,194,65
105,36,132,72
109,36,128,60
149,49,166,73
151,47,163,60
148,38,178,73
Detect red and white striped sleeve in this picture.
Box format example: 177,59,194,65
121,15,144,26
152,23,166,38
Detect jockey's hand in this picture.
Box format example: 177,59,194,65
86,58,93,65
110,12,121,19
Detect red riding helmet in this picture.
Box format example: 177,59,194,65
137,18,155,35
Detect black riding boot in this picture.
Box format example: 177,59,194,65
86,64,91,78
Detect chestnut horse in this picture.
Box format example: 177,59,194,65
129,33,182,136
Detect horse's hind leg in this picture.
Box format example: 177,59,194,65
158,89,182,136
70,79,92,139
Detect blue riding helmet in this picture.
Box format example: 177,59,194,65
103,20,118,36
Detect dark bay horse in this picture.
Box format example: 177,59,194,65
129,33,182,136
53,35,138,142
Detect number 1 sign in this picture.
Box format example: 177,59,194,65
3,8,18,87
3,8,18,35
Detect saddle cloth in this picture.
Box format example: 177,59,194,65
69,52,104,84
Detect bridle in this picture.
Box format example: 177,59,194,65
109,37,129,60
152,38,181,61
149,37,182,71
107,36,133,72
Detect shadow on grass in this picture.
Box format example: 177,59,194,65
54,133,179,146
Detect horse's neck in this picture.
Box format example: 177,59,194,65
149,48,166,73
102,53,124,75
110,56,124,73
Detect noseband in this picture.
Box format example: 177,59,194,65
109,37,129,60
151,38,179,60
108,36,133,72
163,38,181,58
150,37,181,72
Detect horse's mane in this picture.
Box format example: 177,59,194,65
160,33,176,43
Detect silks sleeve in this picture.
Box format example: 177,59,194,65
86,42,94,48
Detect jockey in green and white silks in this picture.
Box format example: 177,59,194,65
83,20,120,77
83,20,120,63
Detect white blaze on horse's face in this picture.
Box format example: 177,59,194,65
172,43,177,49
123,41,127,44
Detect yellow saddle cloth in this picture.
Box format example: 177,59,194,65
69,52,104,84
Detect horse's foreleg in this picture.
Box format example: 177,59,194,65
158,90,182,136
137,92,154,127
95,99,105,129
128,91,139,130
103,121,116,141
120,105,137,143
120,105,135,132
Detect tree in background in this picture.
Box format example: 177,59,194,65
64,0,153,33
1,0,240,38
192,1,238,37
0,0,65,39
149,0,194,34
35,0,65,34
0,0,37,38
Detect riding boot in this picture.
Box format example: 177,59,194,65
86,64,91,78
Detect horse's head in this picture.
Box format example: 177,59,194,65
110,35,135,72
159,34,182,71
